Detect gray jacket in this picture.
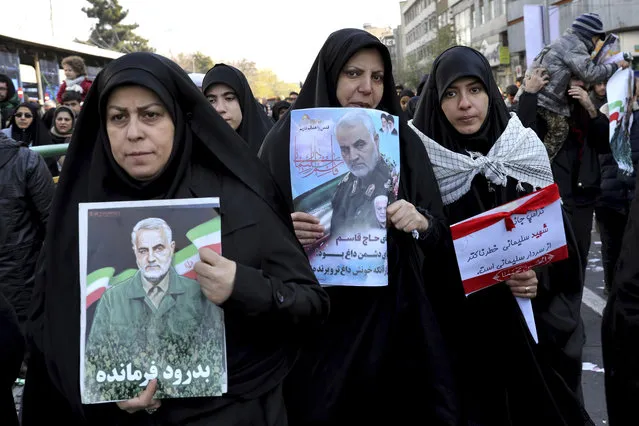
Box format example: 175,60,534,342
532,28,618,117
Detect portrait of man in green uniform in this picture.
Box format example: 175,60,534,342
84,217,226,402
330,111,396,237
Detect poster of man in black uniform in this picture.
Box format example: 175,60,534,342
330,110,398,237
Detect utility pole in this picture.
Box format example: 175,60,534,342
542,0,551,45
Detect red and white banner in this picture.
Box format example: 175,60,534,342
450,184,568,296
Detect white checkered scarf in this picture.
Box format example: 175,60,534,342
408,113,554,205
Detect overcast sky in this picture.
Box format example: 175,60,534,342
5,0,401,83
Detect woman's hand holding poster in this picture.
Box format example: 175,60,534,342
450,184,568,342
289,108,401,286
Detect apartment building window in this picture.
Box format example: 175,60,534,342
479,0,485,25
454,9,472,45
488,0,495,20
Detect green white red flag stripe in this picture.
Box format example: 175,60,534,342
186,217,221,254
86,267,114,308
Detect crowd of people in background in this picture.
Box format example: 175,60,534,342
2,11,639,426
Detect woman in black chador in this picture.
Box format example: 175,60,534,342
259,28,463,425
22,52,329,426
202,63,273,153
410,45,592,425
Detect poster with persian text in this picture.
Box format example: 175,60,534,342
290,107,401,286
79,198,227,403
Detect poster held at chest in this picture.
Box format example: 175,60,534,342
450,184,568,296
290,108,401,286
79,198,227,403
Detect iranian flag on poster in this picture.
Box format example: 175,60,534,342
86,267,115,308
186,217,222,253
172,244,200,280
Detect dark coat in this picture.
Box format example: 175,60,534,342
0,291,24,426
0,132,54,325
601,167,639,425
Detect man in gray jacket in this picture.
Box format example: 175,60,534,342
532,12,629,160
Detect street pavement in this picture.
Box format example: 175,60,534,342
582,229,609,425
12,230,612,423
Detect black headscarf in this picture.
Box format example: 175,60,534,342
202,64,273,153
0,74,17,101
271,100,290,122
413,46,510,156
406,96,419,120
29,52,296,420
50,106,76,142
260,28,462,425
8,103,52,147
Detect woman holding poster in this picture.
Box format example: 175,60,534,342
410,46,591,425
260,28,463,425
22,52,329,425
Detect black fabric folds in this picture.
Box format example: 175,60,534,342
26,52,311,424
202,64,273,153
260,28,463,425
602,172,639,425
412,45,592,425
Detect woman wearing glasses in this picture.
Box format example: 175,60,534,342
1,103,52,148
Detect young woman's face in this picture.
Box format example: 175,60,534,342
55,110,73,134
336,48,385,109
205,83,243,131
440,77,489,135
14,106,34,129
106,86,175,181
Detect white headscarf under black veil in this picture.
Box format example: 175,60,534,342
28,52,298,420
260,28,463,425
202,64,273,153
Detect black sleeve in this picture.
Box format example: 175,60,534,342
516,92,541,135
223,208,330,325
25,151,55,230
587,112,611,154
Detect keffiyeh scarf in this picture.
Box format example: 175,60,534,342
409,114,554,205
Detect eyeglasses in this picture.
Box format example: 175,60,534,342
15,113,33,119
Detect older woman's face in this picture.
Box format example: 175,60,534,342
106,86,175,181
336,48,384,109
55,110,73,134
15,106,34,129
440,77,489,135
